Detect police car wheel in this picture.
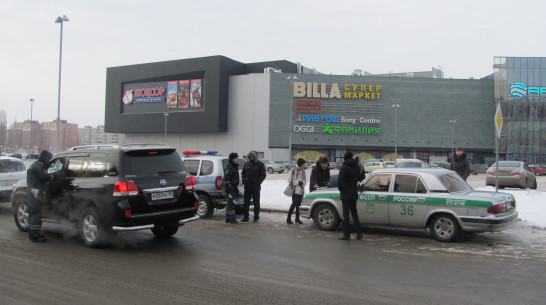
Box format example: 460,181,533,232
13,196,30,232
430,214,460,242
197,194,214,218
313,204,340,231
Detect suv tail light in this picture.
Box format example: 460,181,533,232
487,203,507,214
113,181,139,197
215,176,223,190
185,176,196,190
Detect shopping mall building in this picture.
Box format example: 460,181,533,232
104,56,546,165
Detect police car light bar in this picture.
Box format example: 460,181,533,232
182,150,218,156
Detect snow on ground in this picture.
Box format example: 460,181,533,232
258,181,546,229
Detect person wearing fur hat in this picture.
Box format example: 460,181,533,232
310,155,331,192
241,151,266,222
338,152,365,241
450,147,471,181
224,152,240,224
26,150,53,242
287,158,307,224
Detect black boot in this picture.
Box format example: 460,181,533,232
287,218,293,224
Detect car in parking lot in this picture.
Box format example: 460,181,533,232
485,161,537,189
0,156,27,201
363,161,386,173
182,151,246,218
529,165,545,176
300,168,518,242
11,144,199,247
395,160,431,168
470,164,489,175
261,159,285,174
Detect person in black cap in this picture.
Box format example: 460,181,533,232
338,151,365,241
241,151,266,223
224,152,240,224
26,150,53,242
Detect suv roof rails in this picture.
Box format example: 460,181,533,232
69,145,119,151
121,143,171,147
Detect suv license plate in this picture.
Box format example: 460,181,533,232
151,191,174,201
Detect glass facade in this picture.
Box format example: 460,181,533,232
494,57,546,165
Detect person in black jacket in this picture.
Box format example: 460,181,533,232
26,150,53,242
450,147,471,181
224,152,240,224
337,152,365,241
241,151,266,222
310,156,331,192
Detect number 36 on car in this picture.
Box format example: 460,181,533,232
299,168,518,242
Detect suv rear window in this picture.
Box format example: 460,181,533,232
124,150,186,176
0,159,25,173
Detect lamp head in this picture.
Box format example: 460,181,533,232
55,15,69,23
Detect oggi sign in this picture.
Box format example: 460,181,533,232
293,125,315,132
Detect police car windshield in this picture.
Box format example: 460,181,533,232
439,174,472,193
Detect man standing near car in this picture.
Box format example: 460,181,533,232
26,150,53,242
451,147,471,181
338,152,365,241
224,152,240,224
241,151,266,223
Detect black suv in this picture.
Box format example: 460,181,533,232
11,144,199,247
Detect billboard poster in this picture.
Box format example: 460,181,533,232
166,81,178,108
190,79,202,108
178,80,190,108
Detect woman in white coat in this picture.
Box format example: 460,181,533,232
287,158,307,224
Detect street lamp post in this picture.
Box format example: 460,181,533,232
55,15,69,153
29,98,34,152
163,113,169,143
287,75,298,163
392,104,400,163
450,120,456,160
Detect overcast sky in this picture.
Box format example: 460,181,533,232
1,0,545,127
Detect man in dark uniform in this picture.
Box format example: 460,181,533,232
224,152,240,224
450,147,471,181
337,152,365,241
26,150,53,242
241,151,266,223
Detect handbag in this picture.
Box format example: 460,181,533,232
284,183,294,196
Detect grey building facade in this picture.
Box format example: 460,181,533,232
104,55,519,165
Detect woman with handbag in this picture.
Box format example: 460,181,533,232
287,158,307,224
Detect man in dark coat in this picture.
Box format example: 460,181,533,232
224,152,240,224
310,155,331,192
450,147,471,181
26,150,53,242
337,152,365,241
241,151,266,222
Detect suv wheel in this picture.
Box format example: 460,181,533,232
80,207,112,248
13,197,30,232
197,194,215,218
151,224,179,238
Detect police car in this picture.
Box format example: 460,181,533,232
300,168,518,242
181,151,246,218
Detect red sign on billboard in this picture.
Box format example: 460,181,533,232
295,99,322,113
